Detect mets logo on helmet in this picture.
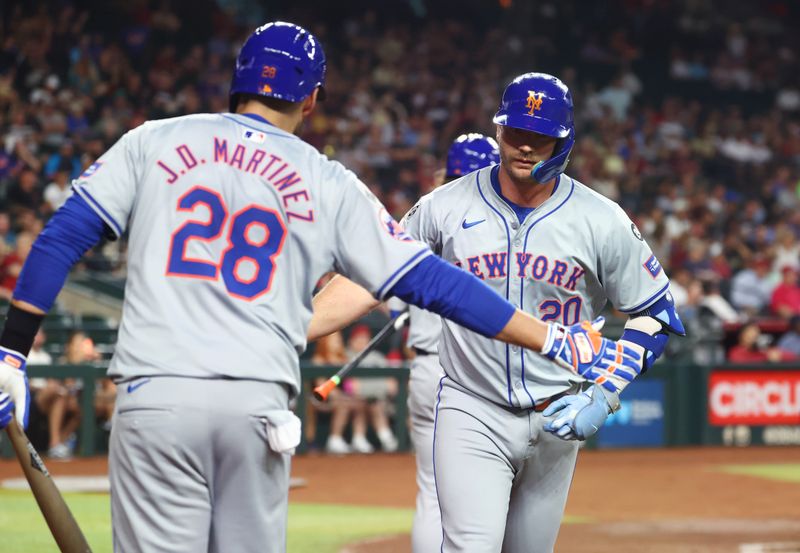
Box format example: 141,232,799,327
526,91,543,115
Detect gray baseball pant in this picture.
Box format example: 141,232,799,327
433,377,579,553
409,352,445,553
109,376,292,553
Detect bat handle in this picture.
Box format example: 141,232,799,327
313,376,341,402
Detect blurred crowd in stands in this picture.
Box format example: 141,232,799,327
1,0,800,454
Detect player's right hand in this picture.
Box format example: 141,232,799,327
0,347,30,430
542,384,611,441
540,317,642,392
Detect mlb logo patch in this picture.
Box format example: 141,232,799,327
80,161,103,178
243,130,266,144
379,208,412,242
643,254,662,278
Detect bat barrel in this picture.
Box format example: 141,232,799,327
6,420,93,553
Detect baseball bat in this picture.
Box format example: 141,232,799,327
313,311,409,401
5,418,93,553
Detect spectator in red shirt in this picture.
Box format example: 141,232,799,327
728,322,796,363
770,266,800,319
0,231,35,299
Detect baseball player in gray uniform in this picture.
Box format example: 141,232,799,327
310,72,685,552
0,25,640,553
392,133,501,553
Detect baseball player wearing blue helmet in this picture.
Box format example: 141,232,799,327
0,22,642,553
310,71,684,552
492,72,575,184
229,21,327,112
401,132,500,552
445,133,500,179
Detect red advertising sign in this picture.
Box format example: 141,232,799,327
708,371,800,426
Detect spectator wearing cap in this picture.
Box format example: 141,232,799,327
730,256,775,317
777,316,800,358
770,266,800,319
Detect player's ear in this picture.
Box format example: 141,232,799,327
301,89,319,118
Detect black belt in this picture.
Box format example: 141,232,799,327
533,391,569,412
413,347,436,356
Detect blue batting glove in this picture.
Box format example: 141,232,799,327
542,384,611,441
0,347,30,430
541,317,642,393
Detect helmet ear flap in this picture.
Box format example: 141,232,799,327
531,128,575,184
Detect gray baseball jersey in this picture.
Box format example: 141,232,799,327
407,306,441,353
403,164,670,408
72,113,431,395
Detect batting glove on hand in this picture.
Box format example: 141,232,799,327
543,384,610,441
0,346,30,430
0,393,13,429
541,317,642,391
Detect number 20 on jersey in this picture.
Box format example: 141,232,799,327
166,186,287,300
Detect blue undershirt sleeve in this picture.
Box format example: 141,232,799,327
388,255,516,338
14,194,107,312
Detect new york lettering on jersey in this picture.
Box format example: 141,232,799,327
404,164,669,408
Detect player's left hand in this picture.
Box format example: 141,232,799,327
0,347,30,430
541,317,642,391
542,384,610,441
0,393,13,429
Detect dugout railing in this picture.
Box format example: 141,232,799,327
3,362,798,458
0,363,107,459
0,363,412,459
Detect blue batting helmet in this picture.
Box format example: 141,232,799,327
446,133,500,178
229,21,326,112
493,72,575,183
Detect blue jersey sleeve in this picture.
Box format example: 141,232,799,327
388,255,516,338
14,194,107,312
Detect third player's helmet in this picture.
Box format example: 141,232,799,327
229,21,327,112
493,72,575,183
446,133,500,178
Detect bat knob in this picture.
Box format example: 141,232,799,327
313,378,337,402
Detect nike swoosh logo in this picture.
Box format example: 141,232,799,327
461,218,486,229
127,378,151,394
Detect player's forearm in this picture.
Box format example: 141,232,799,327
308,275,380,341
10,300,45,316
388,255,552,348
13,195,105,314
493,310,549,351
1,195,105,356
